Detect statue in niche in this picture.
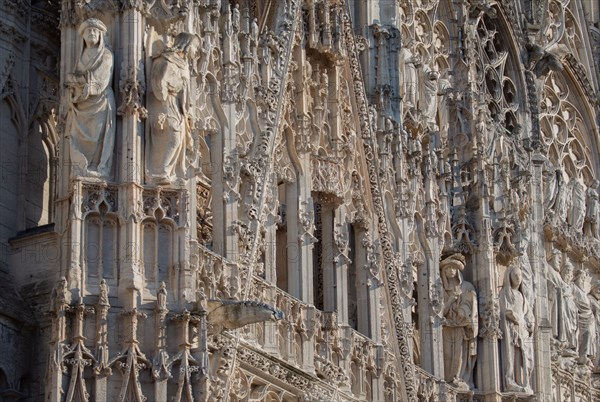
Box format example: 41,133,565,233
399,42,421,110
517,220,535,309
573,269,596,366
98,279,109,306
146,33,201,185
65,18,115,178
436,72,452,148
542,161,559,210
589,280,600,372
546,249,564,347
440,253,478,390
568,178,586,231
558,259,579,356
499,265,534,393
552,171,569,223
584,179,599,238
421,63,440,131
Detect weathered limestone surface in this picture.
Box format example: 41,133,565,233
0,1,599,401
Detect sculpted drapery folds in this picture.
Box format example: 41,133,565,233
547,249,579,356
399,43,420,111
65,18,115,178
585,179,600,238
146,33,200,185
568,178,586,232
590,281,600,371
560,259,579,356
573,269,597,365
499,265,534,393
440,253,478,391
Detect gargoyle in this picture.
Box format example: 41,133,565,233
205,300,284,335
526,43,568,77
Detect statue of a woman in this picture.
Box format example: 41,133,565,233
440,253,478,390
573,269,596,365
146,33,201,185
65,18,115,178
559,259,579,356
499,265,534,393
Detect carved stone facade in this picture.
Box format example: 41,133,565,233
1,1,600,401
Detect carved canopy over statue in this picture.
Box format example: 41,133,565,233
65,18,115,179
145,32,201,185
440,253,478,390
499,265,534,393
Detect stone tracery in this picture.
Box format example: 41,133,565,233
0,0,599,401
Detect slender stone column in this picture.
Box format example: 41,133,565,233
118,3,146,302
291,44,315,303
416,232,444,379
263,189,280,354
322,199,336,312
473,157,502,401
530,151,553,399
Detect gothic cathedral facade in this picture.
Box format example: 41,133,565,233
0,1,599,401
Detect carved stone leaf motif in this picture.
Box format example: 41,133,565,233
142,188,181,223
142,0,188,33
196,181,213,245
0,51,15,97
311,157,344,197
117,63,147,119
480,297,502,340
82,184,118,214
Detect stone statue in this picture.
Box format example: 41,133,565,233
542,161,559,210
399,44,420,110
98,279,109,306
547,250,583,356
499,265,534,393
436,72,452,147
146,33,201,185
573,269,596,365
157,281,167,311
585,179,599,238
558,259,579,356
552,171,569,223
546,249,561,339
568,178,586,231
421,64,440,131
232,4,240,33
65,18,115,178
440,253,478,390
518,223,535,309
589,280,600,371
